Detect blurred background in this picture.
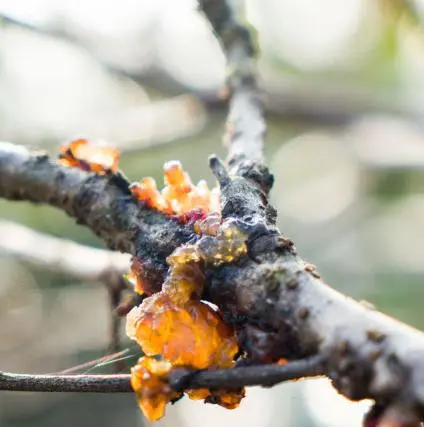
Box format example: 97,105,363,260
1,0,424,426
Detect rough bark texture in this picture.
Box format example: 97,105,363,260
0,142,191,278
209,252,424,404
0,372,132,393
199,0,266,165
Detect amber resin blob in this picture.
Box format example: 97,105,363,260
126,216,248,420
130,160,220,220
127,163,248,420
57,138,120,174
57,140,247,421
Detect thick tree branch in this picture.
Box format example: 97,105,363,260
0,142,191,271
200,1,424,425
0,356,325,393
0,142,191,359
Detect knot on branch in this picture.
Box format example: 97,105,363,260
209,154,276,227
328,342,374,401
227,154,274,195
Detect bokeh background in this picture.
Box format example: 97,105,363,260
1,0,424,426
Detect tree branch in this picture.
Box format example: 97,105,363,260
199,1,424,424
2,1,424,424
199,0,265,167
0,142,191,276
3,9,422,132
0,372,132,393
169,355,326,390
0,219,130,285
0,356,325,393
0,142,191,361
200,0,276,233
0,219,132,364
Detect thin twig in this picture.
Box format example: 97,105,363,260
0,356,325,393
0,372,132,393
200,0,275,233
55,350,132,375
169,355,326,390
106,285,127,371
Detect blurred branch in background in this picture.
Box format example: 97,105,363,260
0,14,206,149
0,219,131,360
4,6,424,136
0,220,130,284
87,95,206,153
0,12,150,85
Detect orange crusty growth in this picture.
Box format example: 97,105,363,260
125,257,148,296
126,217,248,421
56,140,246,421
130,356,181,422
57,138,120,174
57,141,219,221
127,295,238,369
126,220,247,368
130,160,220,218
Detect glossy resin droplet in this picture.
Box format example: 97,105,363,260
126,217,249,420
130,356,181,422
130,160,220,219
57,138,120,174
